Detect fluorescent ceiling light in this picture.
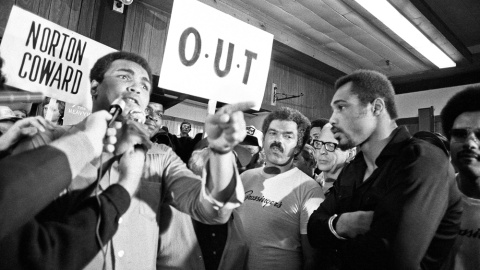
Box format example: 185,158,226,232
354,0,456,68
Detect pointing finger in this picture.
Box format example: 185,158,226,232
208,101,254,125
217,101,255,115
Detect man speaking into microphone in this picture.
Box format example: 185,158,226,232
10,51,252,270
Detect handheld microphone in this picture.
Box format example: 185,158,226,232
107,97,126,127
0,91,44,104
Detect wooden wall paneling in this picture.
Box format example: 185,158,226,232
89,0,101,39
284,66,302,112
76,0,96,38
274,62,288,107
317,79,334,119
314,81,327,118
148,11,169,75
129,3,146,55
302,78,309,118
122,0,137,52
303,83,317,120
282,65,294,107
306,79,318,120
139,6,154,62
0,0,16,37
37,0,53,21
48,0,73,28
303,78,312,119
123,1,171,75
67,0,82,32
293,68,302,108
1,0,101,48
263,61,334,120
15,0,41,14
261,61,274,110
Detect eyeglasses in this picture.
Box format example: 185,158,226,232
309,140,338,152
145,107,163,120
450,128,480,143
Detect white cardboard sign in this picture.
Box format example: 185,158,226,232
158,0,273,110
0,6,116,110
63,102,91,126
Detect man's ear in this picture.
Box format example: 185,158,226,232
346,147,357,163
91,80,99,97
372,98,385,116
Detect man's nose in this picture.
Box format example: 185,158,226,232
127,83,141,94
463,132,480,149
319,144,328,155
329,113,337,125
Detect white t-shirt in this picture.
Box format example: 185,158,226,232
237,167,324,270
446,194,480,270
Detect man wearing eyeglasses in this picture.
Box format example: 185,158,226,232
307,70,462,270
440,86,480,270
310,123,355,193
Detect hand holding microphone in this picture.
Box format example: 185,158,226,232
75,110,118,156
106,96,151,156
77,96,151,157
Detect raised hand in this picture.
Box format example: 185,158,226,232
0,116,54,152
75,110,119,156
205,101,255,153
113,119,152,156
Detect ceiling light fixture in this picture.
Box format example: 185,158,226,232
354,0,456,69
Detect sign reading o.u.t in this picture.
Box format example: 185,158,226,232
158,0,273,110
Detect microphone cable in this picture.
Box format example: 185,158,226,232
96,153,107,270
95,97,125,270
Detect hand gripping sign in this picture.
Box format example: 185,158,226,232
158,0,273,111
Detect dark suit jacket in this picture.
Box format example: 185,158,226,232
0,133,131,270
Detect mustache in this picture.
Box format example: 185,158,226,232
269,141,284,153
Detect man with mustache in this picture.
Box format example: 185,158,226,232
236,107,324,269
307,70,462,270
440,86,480,270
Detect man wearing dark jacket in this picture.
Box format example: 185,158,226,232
307,70,462,270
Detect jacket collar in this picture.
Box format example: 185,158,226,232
349,126,412,167
375,126,412,166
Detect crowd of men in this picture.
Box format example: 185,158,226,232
0,51,479,270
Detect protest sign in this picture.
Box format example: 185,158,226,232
0,6,116,110
158,0,273,110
